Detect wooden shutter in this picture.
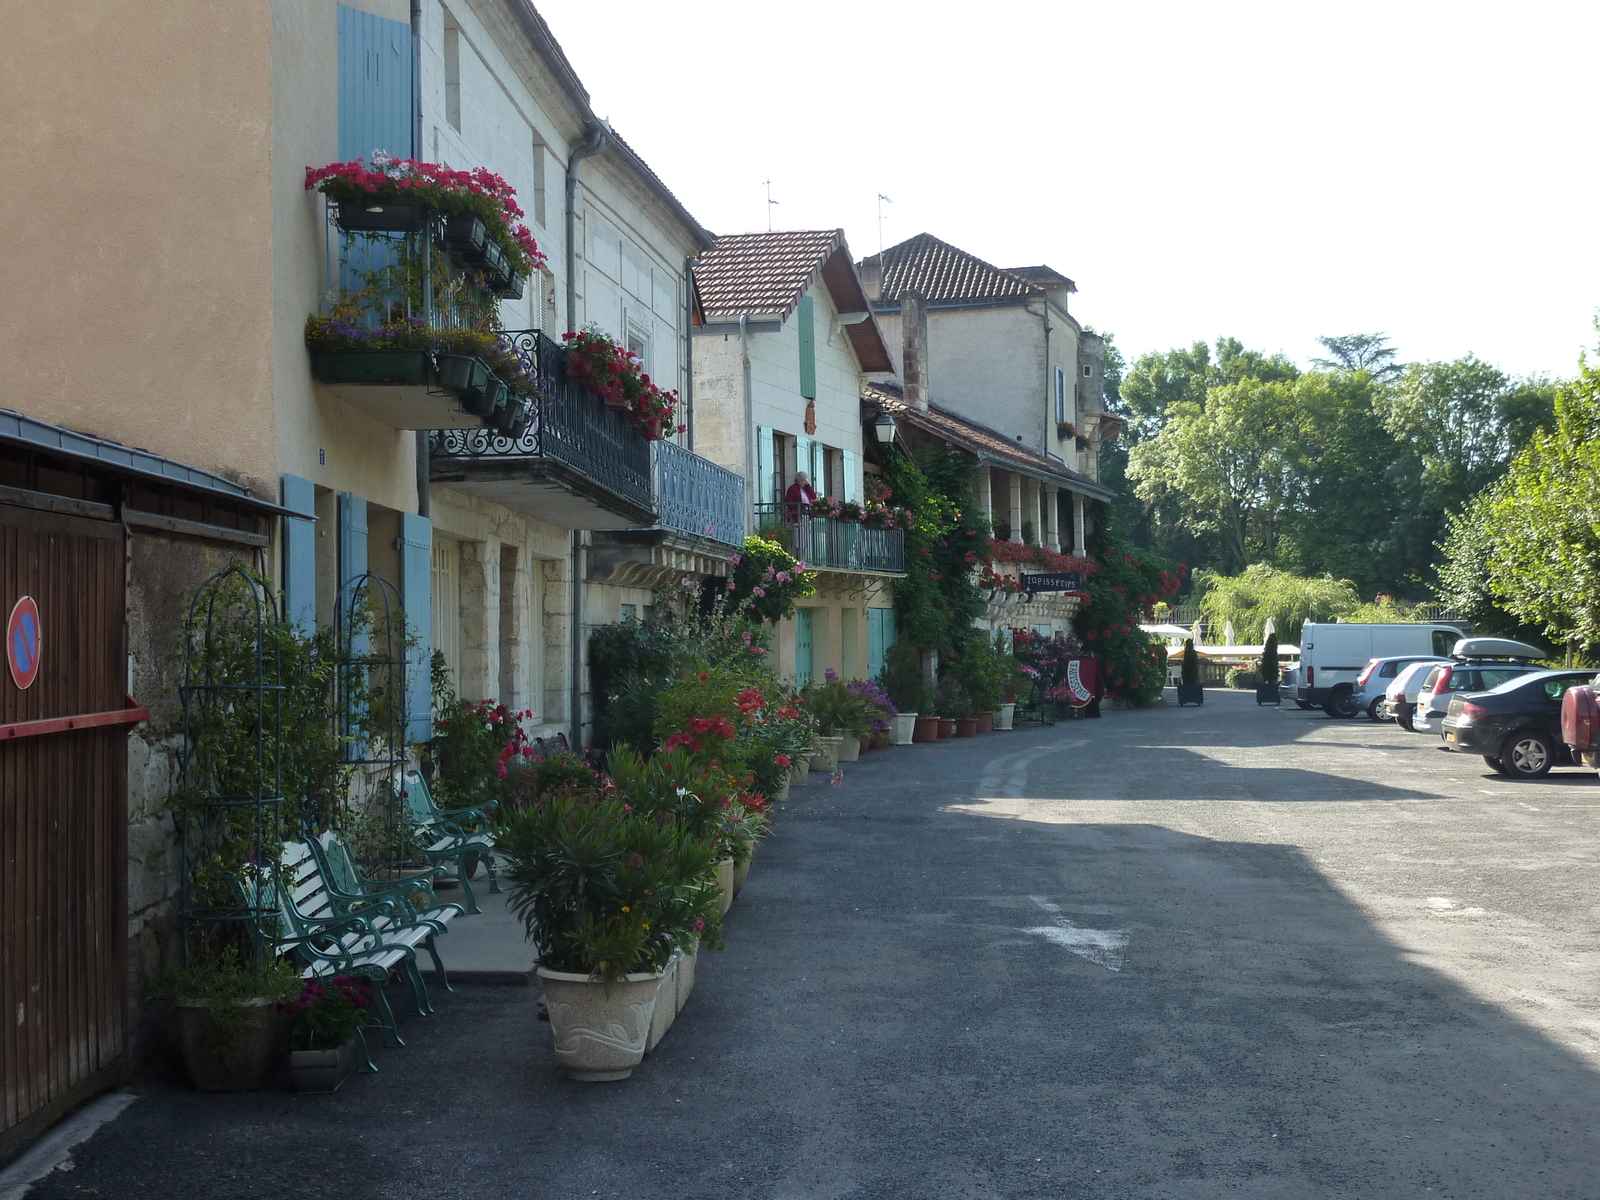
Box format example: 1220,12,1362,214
281,475,316,634
337,5,415,161
842,450,859,503
867,608,893,681
398,512,432,744
757,426,774,510
797,295,816,399
794,609,814,686
794,436,812,497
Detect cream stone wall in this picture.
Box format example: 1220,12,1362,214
2,0,278,496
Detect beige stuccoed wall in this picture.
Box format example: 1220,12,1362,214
1,0,277,495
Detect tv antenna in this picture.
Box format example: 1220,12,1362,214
877,193,892,253
764,179,780,231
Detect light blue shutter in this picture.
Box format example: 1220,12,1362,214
794,436,813,498
281,475,316,633
867,608,896,681
337,5,415,161
794,609,814,686
398,512,432,744
842,450,859,504
756,426,775,512
811,441,826,496
797,295,816,399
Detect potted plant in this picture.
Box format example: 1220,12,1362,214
281,974,374,1092
159,951,302,1092
500,788,721,1082
880,640,931,744
803,672,871,763
1257,633,1282,705
1177,639,1204,706
847,678,896,753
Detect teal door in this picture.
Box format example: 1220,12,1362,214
795,608,814,686
867,608,895,680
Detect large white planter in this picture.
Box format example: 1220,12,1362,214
676,948,697,1015
645,953,681,1053
716,857,735,914
891,712,917,745
537,966,664,1081
811,736,843,773
789,756,810,787
837,732,861,762
994,703,1016,731
733,842,754,896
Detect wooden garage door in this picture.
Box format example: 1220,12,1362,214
0,504,128,1163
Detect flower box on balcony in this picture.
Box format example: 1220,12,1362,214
334,198,429,234
441,213,490,264
312,349,432,386
436,354,492,400
494,271,525,300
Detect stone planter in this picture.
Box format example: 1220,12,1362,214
937,718,955,739
676,949,697,1014
767,775,791,805
975,711,993,734
645,953,682,1053
811,736,843,773
912,715,940,743
891,713,918,745
290,1039,357,1093
954,717,979,737
837,732,861,762
175,997,278,1092
995,703,1016,730
716,857,735,914
733,843,755,896
537,966,664,1081
1256,683,1281,706
1176,683,1205,706
789,756,810,786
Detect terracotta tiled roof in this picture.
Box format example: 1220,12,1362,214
861,382,1115,500
694,230,893,372
871,233,1038,306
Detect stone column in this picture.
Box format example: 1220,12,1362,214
1030,479,1044,545
1008,473,1024,544
458,538,500,700
1072,491,1086,556
976,465,993,526
1045,485,1061,551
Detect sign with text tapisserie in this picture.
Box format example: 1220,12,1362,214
1020,571,1082,593
8,595,41,689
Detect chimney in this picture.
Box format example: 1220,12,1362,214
901,289,930,411
860,254,882,302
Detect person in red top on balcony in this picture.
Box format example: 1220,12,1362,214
784,472,817,512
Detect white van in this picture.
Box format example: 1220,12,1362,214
1298,622,1463,717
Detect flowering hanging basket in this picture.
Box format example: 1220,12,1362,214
562,327,680,441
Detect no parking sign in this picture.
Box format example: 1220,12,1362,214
8,596,41,690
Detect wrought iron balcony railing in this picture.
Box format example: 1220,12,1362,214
428,330,654,522
654,439,744,546
752,503,905,574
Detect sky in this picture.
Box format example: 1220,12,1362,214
533,0,1600,380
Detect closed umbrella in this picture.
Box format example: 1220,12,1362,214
1224,620,1237,646
1263,617,1277,639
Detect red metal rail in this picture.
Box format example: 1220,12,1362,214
0,695,148,741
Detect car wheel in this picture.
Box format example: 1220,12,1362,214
1367,697,1393,722
1295,700,1312,710
1397,712,1415,732
1324,686,1358,718
1483,756,1508,774
1500,731,1556,779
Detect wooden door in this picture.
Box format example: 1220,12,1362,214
0,505,128,1164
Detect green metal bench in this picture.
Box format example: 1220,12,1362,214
394,770,501,915
1014,682,1057,728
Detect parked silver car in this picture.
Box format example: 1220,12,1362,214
1352,655,1448,722
1384,659,1447,731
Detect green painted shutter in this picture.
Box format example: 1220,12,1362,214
794,436,812,498
842,450,859,504
757,426,775,510
398,512,432,744
794,609,813,686
281,474,316,634
798,294,816,399
867,608,896,681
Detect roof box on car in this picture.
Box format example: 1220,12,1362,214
1451,637,1547,661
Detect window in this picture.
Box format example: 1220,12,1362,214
443,13,462,132
626,321,650,373
1432,630,1456,657
621,603,636,621
430,539,460,684
1083,363,1093,377
1054,367,1067,423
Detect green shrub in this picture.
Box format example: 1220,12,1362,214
1225,666,1259,689
879,638,933,713
801,675,872,738
1181,639,1200,686
1260,633,1280,684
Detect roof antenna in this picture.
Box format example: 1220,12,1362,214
764,179,780,232
877,193,892,254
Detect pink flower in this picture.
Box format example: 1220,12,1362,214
830,771,844,787
728,555,741,565
752,586,766,597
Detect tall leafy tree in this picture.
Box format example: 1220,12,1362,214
1312,333,1402,380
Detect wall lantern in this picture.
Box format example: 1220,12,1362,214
873,411,897,445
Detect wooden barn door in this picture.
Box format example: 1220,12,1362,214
0,505,129,1163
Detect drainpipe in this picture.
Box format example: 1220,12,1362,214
570,529,584,749
411,0,429,518
740,313,754,528
1027,298,1051,445
684,256,695,450
564,125,608,332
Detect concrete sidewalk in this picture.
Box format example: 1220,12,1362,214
422,875,536,985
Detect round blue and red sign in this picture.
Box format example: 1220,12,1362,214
8,596,41,690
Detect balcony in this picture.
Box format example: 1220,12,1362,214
428,331,654,529
753,503,905,575
654,439,743,546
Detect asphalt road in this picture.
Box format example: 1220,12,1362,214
29,690,1600,1199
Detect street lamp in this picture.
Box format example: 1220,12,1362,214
872,410,896,445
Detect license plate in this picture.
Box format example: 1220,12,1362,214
1445,732,1456,742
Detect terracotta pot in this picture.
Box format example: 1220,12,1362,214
954,717,979,737
975,711,993,734
995,703,1016,731
537,966,663,1081
175,998,278,1092
937,718,955,739
912,716,940,743
892,713,919,745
